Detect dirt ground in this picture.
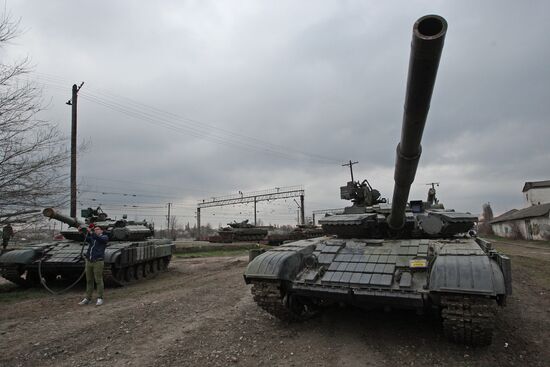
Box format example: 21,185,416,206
1,237,549,367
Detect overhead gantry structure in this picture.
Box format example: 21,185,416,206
196,185,305,240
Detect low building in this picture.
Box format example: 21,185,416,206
522,180,550,206
491,203,550,240
490,180,550,240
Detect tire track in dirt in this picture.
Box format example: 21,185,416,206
0,257,247,367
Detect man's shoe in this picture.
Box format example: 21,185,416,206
96,298,104,306
78,298,91,305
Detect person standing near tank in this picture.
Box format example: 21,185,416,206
2,223,14,253
79,224,109,306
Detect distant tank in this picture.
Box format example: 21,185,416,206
216,220,269,242
244,15,511,346
267,225,325,246
0,207,174,287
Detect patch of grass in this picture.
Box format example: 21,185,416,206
175,249,249,258
509,255,550,289
483,234,550,247
0,283,48,304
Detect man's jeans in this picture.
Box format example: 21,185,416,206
85,259,104,299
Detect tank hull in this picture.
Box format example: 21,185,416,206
217,228,268,243
267,227,326,246
245,236,511,345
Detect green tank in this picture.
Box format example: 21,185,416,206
0,207,174,287
217,220,269,242
267,225,325,246
244,15,511,346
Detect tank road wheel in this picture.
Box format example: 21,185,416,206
154,259,162,271
150,259,160,274
440,295,497,346
143,262,152,278
159,257,170,271
97,264,119,287
134,264,144,281
113,268,126,285
124,266,135,283
251,281,318,322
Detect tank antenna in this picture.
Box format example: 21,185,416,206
342,160,359,183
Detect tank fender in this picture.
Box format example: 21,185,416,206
0,249,37,265
429,255,506,296
244,245,315,283
104,248,121,264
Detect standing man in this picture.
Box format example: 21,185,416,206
2,224,14,253
79,224,109,306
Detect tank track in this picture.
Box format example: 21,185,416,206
103,256,172,287
1,256,172,288
440,295,497,346
251,281,303,322
0,265,28,287
235,234,266,242
103,265,122,287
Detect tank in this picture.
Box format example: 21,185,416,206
244,15,512,346
0,207,174,287
216,220,269,242
267,225,325,246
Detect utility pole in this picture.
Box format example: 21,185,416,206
293,198,303,225
253,196,257,226
166,203,172,235
196,207,201,240
300,194,305,225
342,160,359,183
67,82,84,219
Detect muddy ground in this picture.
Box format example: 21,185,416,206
0,237,549,367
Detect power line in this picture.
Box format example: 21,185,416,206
30,72,343,164
34,72,341,163
80,176,220,196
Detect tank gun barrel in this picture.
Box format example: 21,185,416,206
43,208,82,228
388,15,447,230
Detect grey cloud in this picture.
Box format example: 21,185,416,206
5,0,550,226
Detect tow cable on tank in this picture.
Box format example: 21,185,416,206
38,241,87,295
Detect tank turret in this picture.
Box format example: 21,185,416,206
318,16,471,239
43,207,154,241
228,220,254,229
217,219,269,242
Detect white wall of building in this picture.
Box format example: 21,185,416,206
524,187,550,206
492,214,550,240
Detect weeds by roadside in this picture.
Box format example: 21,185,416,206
175,249,249,258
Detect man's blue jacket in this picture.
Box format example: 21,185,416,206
85,232,109,261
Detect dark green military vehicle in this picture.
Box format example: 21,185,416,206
217,220,269,242
244,15,511,346
0,207,174,287
267,225,325,246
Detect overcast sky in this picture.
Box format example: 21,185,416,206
4,0,549,228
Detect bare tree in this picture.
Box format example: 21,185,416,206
478,202,494,235
482,203,494,222
0,11,68,223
